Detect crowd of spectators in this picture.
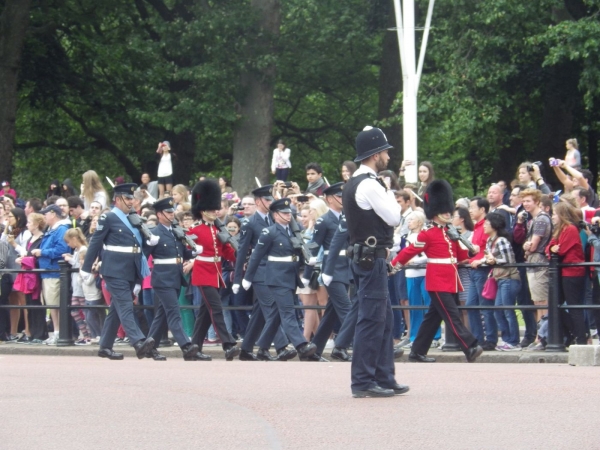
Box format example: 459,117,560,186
1,138,600,353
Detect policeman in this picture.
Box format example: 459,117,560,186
392,180,483,363
188,180,240,361
81,183,158,360
242,199,317,359
144,197,201,361
342,126,409,398
303,182,352,361
232,185,293,361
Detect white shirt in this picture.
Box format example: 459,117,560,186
353,165,401,227
271,147,292,171
158,152,173,177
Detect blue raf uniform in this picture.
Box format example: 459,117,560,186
82,183,154,354
234,185,289,358
243,199,316,358
144,198,198,359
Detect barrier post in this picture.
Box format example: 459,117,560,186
57,261,74,347
545,253,565,352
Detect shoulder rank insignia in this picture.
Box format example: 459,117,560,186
262,229,270,235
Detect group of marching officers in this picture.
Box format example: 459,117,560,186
82,126,483,397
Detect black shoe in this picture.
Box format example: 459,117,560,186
275,348,297,361
481,342,497,351
239,349,259,361
184,351,212,361
98,348,124,360
381,383,410,395
300,354,329,362
16,335,32,344
331,347,352,362
134,338,155,360
519,338,533,348
393,345,404,359
147,348,167,361
182,343,199,360
408,352,436,363
466,345,483,363
297,342,317,358
256,348,276,361
352,385,395,398
224,346,241,361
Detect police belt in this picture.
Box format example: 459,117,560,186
195,255,221,262
153,258,182,265
427,257,457,264
103,245,141,254
267,255,298,262
324,250,346,256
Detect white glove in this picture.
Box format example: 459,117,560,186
232,284,240,294
242,279,252,290
307,256,318,266
80,270,92,283
192,244,203,256
322,273,333,286
133,284,141,296
147,235,160,246
301,278,310,288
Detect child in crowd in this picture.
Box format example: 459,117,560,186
79,248,105,342
63,228,92,345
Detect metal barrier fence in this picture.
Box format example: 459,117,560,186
1,255,600,351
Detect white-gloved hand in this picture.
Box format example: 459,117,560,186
133,284,141,296
242,279,252,291
322,273,333,286
80,270,92,283
232,284,240,294
301,278,310,288
147,235,160,246
194,245,203,255
306,256,318,266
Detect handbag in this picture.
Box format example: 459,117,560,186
481,273,498,300
308,268,321,290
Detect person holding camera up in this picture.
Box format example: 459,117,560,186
271,139,292,182
516,162,551,194
342,126,409,398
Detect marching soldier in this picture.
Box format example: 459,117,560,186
242,198,318,360
81,183,158,360
392,180,483,363
144,197,201,361
232,185,293,361
188,180,240,361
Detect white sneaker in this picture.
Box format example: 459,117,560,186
325,339,335,349
43,336,58,346
430,340,440,348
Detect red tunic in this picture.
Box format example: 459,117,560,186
392,224,470,293
188,222,236,288
546,224,585,278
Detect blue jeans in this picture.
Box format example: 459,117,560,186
466,268,497,345
494,278,521,346
407,276,440,342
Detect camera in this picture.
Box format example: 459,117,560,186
583,221,600,235
283,182,292,189
527,161,543,172
549,158,560,167
578,220,588,231
519,211,530,222
234,203,245,211
297,195,309,203
224,193,234,200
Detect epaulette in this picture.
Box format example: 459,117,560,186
315,217,324,225
261,228,270,235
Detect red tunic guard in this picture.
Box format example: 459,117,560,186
188,221,236,288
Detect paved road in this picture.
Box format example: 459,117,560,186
0,355,596,449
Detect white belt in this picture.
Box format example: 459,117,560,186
104,245,140,254
268,255,298,262
153,258,182,265
427,257,456,264
195,255,221,262
324,250,346,256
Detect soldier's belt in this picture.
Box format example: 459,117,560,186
427,258,456,264
195,255,221,262
268,255,298,262
324,250,346,256
153,258,182,265
103,245,140,254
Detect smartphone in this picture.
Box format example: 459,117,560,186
384,177,391,188
297,195,309,203
283,182,292,188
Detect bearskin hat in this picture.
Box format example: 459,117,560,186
191,179,222,218
423,179,455,220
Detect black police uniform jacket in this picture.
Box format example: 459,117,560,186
82,210,145,282
233,212,270,285
302,209,340,280
144,223,194,290
245,223,302,290
322,213,352,283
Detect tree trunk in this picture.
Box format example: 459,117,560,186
0,0,32,184
377,0,402,171
232,0,281,196
172,129,196,187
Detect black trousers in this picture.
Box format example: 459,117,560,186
191,285,236,350
26,293,48,341
148,287,191,349
560,276,587,345
412,291,477,356
0,275,11,339
312,281,351,356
